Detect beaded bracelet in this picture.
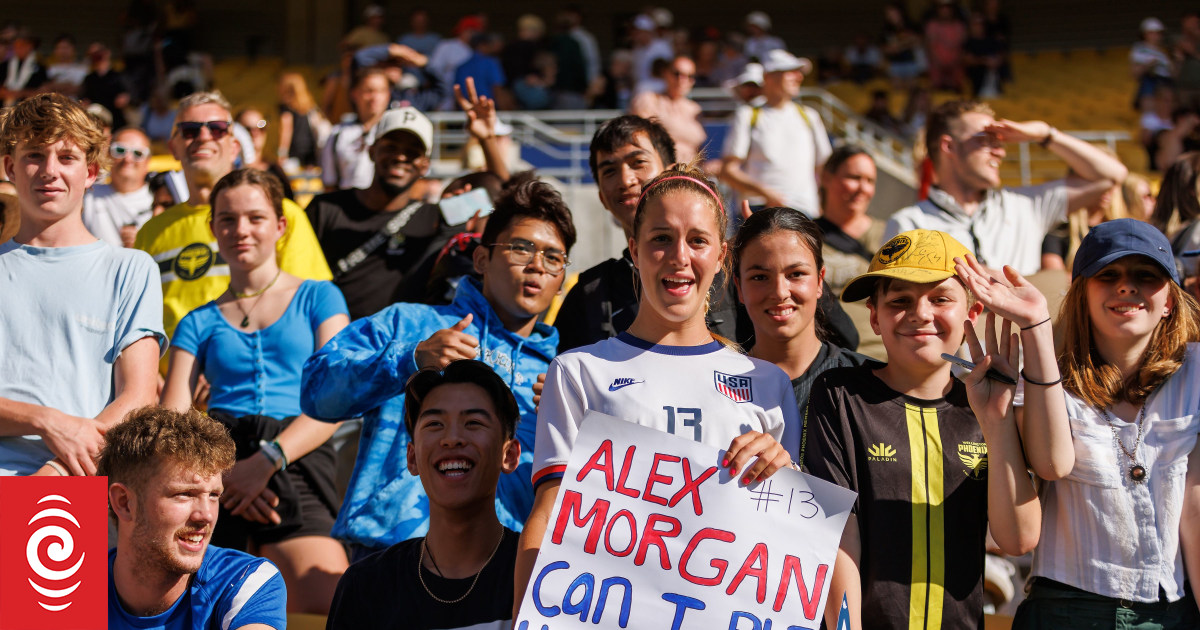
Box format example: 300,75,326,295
46,460,69,476
1021,369,1063,387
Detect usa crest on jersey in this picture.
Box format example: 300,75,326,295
714,371,753,403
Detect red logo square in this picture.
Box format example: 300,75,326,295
0,476,108,630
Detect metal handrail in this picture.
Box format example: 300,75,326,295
422,93,1134,190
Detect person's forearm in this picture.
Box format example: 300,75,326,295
0,397,56,437
1156,128,1188,172
274,414,340,463
1016,322,1072,479
1047,128,1127,184
515,481,560,620
1180,442,1200,611
277,112,294,159
720,160,772,200
824,518,861,630
981,409,1041,555
94,387,157,431
98,337,162,430
479,135,510,183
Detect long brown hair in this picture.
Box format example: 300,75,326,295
1059,274,1200,408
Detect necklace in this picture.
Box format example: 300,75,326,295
230,270,281,328
1098,403,1150,483
418,529,505,605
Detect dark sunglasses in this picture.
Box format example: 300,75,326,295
175,120,233,140
110,143,150,161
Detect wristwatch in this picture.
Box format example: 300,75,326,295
258,439,287,471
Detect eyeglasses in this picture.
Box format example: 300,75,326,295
962,131,1004,149
489,239,569,275
671,70,696,80
110,143,150,161
175,120,234,141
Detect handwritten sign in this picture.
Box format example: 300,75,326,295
517,412,857,630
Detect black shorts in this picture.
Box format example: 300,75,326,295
208,411,340,549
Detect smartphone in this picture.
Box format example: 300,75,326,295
439,188,494,226
940,353,1018,385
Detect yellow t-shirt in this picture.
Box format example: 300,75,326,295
134,198,332,342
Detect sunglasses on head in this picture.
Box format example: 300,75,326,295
175,120,233,140
110,143,150,161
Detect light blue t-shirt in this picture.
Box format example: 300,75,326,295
172,280,347,419
0,239,165,475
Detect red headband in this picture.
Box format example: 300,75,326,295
636,175,726,215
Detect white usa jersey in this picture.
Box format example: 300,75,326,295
532,332,800,487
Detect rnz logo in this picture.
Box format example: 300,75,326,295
0,476,107,630
26,494,86,611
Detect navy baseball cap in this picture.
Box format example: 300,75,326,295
1072,218,1179,284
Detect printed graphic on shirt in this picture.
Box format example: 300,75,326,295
608,377,643,391
173,242,216,280
714,371,753,403
957,441,988,480
867,442,897,461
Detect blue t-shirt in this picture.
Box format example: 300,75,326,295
0,240,165,475
108,546,287,630
453,53,506,101
172,280,347,419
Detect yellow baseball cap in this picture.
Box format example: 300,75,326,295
840,229,972,302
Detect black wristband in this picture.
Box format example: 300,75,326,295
1021,369,1063,387
1039,128,1056,148
1021,317,1051,331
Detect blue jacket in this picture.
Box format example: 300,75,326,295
301,278,557,548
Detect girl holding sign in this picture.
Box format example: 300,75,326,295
960,219,1200,628
515,161,802,611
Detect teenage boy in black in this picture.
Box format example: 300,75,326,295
326,360,521,630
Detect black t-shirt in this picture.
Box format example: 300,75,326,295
328,528,518,630
1041,222,1068,260
792,341,877,422
279,103,318,167
306,189,455,319
82,70,129,129
553,252,642,353
804,366,987,630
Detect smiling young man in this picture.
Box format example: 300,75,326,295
302,178,575,556
102,406,287,630
134,90,330,341
0,93,163,477
884,100,1128,276
305,106,457,320
553,114,673,351
327,360,521,630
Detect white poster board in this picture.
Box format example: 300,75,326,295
516,412,857,630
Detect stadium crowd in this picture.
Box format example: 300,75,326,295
6,4,1200,630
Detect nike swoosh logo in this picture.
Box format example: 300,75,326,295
608,380,644,391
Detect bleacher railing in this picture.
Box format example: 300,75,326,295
423,89,1132,190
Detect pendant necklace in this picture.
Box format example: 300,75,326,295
418,529,505,604
231,270,281,328
1098,403,1150,483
